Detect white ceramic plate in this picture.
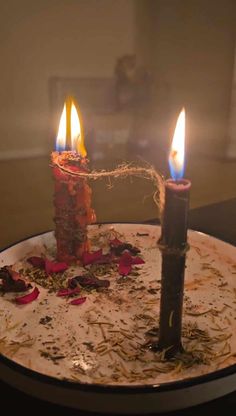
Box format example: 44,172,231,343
0,224,235,413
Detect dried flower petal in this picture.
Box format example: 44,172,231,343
45,259,68,275
70,297,87,305
82,249,102,265
0,266,31,292
118,252,145,276
15,287,40,304
69,274,110,290
118,263,132,276
27,256,45,269
57,287,81,297
132,256,145,265
82,249,112,265
28,256,68,275
118,252,132,276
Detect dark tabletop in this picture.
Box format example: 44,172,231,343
189,197,236,246
1,198,236,414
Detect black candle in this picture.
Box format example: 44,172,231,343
157,109,191,358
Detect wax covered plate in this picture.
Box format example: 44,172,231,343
0,224,235,413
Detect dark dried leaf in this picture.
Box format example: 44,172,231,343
27,256,45,269
69,274,110,290
0,266,31,292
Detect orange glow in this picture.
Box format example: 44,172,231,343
169,108,185,180
56,97,86,156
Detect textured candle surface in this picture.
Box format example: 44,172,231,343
51,151,95,263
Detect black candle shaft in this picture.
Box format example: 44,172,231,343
158,179,190,357
161,181,189,248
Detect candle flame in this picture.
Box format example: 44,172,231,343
56,104,66,152
169,108,185,180
56,96,86,156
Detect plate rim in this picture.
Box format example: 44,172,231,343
1,225,236,394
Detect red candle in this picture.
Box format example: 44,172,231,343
51,97,96,264
157,109,191,358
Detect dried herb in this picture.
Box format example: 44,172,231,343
39,316,53,325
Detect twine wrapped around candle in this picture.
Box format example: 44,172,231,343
50,161,165,218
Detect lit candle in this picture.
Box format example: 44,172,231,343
51,96,96,264
157,108,191,358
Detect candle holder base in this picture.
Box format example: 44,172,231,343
0,223,235,413
150,342,184,359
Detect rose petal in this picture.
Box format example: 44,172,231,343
132,256,145,265
27,256,45,269
119,251,145,266
82,250,112,266
118,252,132,275
119,251,133,266
28,256,68,274
70,296,87,305
118,252,144,276
57,287,81,297
45,259,68,275
15,287,39,305
0,266,31,292
118,263,132,276
82,249,103,265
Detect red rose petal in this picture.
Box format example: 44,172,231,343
45,259,68,275
70,296,87,305
57,287,81,297
15,287,40,305
82,250,113,266
27,256,45,269
119,251,133,265
82,249,103,266
132,256,145,265
118,263,132,276
28,256,68,275
118,252,145,276
118,252,133,276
